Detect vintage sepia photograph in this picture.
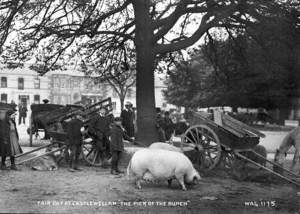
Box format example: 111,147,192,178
0,0,299,213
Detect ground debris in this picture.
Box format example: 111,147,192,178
42,190,57,196
7,188,19,192
200,196,218,201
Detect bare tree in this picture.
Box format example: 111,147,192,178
1,0,287,144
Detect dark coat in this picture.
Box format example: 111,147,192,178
66,118,83,146
110,124,131,151
19,105,28,117
0,111,21,156
163,117,175,140
88,114,111,138
121,109,135,137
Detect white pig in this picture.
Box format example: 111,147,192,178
149,142,183,153
127,149,201,190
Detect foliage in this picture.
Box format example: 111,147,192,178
164,1,300,110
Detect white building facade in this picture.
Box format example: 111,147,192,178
0,65,50,106
0,65,172,116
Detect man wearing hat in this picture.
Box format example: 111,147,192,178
88,107,111,167
110,117,133,175
42,99,49,104
121,101,135,137
65,113,84,172
0,110,22,170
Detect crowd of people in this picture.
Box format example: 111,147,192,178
156,108,189,142
0,99,188,175
64,101,135,175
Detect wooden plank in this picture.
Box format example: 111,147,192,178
234,151,300,187
222,114,265,138
222,118,250,136
213,110,223,126
220,124,245,138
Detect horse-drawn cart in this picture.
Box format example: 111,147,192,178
17,98,113,167
176,110,300,187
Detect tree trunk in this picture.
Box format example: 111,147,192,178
132,0,158,145
120,95,125,111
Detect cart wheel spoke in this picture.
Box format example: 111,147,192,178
81,143,102,167
93,150,99,164
182,124,221,171
185,135,195,144
86,149,93,158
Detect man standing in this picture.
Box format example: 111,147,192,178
18,103,27,125
88,107,111,167
65,114,84,172
156,110,166,142
110,117,133,175
121,101,135,137
163,111,175,141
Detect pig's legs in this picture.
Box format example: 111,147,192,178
167,179,172,187
176,176,187,191
135,178,142,189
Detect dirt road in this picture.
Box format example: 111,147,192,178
0,164,299,214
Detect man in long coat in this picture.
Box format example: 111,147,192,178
88,107,111,167
120,101,135,137
110,117,133,174
0,110,22,170
65,114,84,171
18,103,27,125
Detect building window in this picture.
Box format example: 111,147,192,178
73,93,80,102
18,77,24,90
34,77,40,89
127,88,133,98
1,77,7,88
61,79,66,88
1,93,7,103
112,101,117,110
34,95,40,104
53,77,60,88
73,79,79,88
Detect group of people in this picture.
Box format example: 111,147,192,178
156,109,188,142
0,100,187,175
65,101,135,175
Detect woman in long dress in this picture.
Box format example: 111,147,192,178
0,110,23,170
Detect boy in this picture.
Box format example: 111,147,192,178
110,117,133,175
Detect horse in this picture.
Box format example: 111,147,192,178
274,127,300,174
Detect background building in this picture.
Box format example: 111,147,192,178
0,65,50,106
0,65,172,116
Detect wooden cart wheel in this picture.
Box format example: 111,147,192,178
81,139,102,167
182,124,222,171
